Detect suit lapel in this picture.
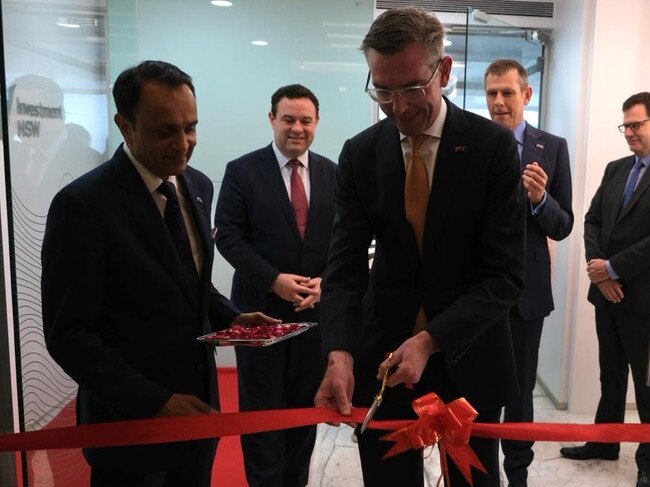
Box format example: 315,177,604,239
305,153,323,241
425,102,471,253
113,147,199,308
522,123,544,167
618,156,650,220
179,172,211,305
256,144,301,239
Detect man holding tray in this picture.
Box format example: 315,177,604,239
214,84,337,487
41,60,277,487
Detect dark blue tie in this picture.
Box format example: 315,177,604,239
621,158,645,209
158,180,200,291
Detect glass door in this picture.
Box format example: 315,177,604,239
444,8,546,126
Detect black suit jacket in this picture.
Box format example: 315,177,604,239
518,123,573,320
321,99,526,412
585,154,650,313
214,144,337,321
41,144,240,471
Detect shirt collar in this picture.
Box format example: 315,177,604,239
272,141,309,170
123,143,179,193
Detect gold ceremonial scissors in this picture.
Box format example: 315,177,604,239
359,352,393,434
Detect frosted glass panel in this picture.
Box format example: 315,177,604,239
107,0,373,176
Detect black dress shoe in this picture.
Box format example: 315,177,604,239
508,482,527,487
638,471,650,487
559,443,618,460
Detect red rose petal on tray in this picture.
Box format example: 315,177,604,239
197,322,317,347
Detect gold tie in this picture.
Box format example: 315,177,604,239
404,135,430,334
405,134,430,255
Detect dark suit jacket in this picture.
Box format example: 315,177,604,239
518,123,573,320
41,144,240,471
321,99,526,412
585,154,650,313
214,144,337,321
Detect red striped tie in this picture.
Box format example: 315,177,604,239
289,159,308,239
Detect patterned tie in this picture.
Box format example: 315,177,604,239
289,159,308,239
157,180,200,292
404,135,430,334
405,135,430,254
621,158,645,209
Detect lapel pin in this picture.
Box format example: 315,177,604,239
211,227,218,239
454,146,467,153
536,143,544,149
196,196,203,204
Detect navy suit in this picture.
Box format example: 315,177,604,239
584,154,650,471
502,123,573,483
42,145,240,481
321,99,526,487
214,144,336,487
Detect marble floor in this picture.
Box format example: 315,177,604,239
307,385,641,486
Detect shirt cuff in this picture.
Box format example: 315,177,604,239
531,191,547,215
605,260,619,280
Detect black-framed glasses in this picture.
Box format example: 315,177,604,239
618,118,650,133
364,59,443,105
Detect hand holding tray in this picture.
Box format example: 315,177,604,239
197,322,318,347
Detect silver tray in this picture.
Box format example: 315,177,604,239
197,322,318,347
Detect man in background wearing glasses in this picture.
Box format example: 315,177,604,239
314,7,526,487
560,92,650,487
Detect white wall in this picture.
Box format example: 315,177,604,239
538,0,650,413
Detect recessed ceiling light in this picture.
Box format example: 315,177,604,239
251,40,268,46
210,1,233,6
56,17,80,28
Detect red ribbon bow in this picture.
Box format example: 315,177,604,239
381,393,486,486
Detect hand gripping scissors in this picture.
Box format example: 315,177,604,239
359,352,393,434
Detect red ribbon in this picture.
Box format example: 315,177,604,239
381,393,486,486
0,408,368,452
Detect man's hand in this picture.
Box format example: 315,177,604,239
587,258,611,283
294,277,322,312
596,278,624,303
271,273,319,307
314,351,354,426
379,331,439,387
522,162,548,205
155,393,217,417
234,312,282,326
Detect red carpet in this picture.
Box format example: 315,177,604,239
213,367,247,486
26,367,245,486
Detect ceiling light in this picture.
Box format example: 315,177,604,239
210,1,233,6
251,40,268,46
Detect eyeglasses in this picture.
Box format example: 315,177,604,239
618,118,650,133
364,59,443,105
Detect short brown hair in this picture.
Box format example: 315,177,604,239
360,7,445,70
622,92,650,116
484,59,528,90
